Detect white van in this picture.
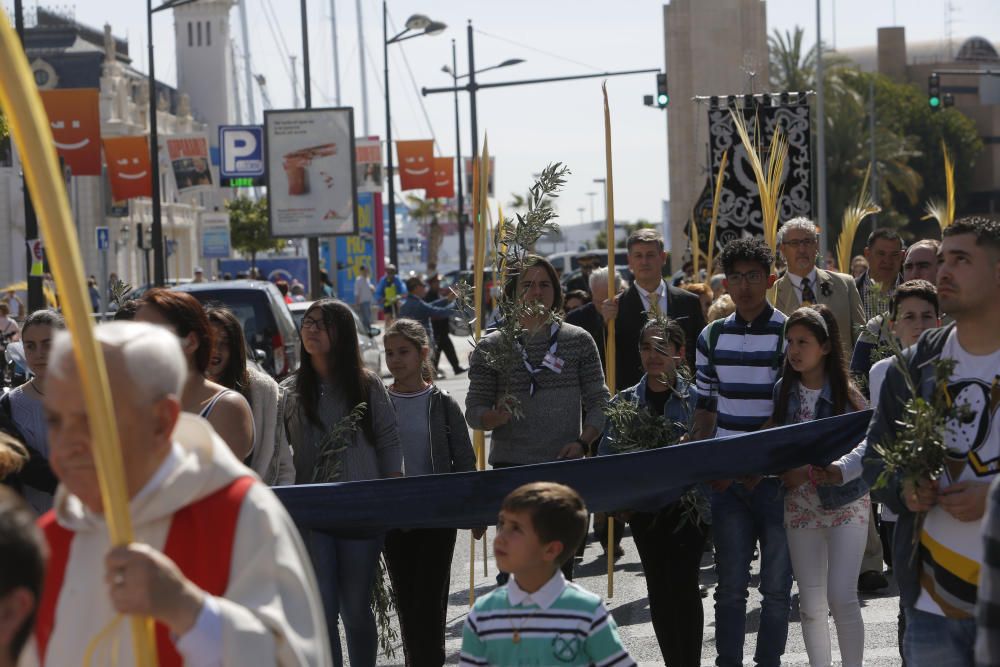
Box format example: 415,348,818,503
546,250,629,275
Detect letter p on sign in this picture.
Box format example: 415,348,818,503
219,125,264,179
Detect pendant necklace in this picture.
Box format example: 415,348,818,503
509,605,540,644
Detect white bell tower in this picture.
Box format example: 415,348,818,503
173,0,236,138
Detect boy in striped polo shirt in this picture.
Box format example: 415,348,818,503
460,482,634,667
692,237,792,667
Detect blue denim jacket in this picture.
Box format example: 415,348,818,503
598,375,705,513
773,377,869,510
598,374,697,456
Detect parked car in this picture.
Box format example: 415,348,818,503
546,250,629,275
288,301,384,377
173,280,300,378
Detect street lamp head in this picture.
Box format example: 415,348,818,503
442,64,453,75
405,14,431,30
424,20,447,36
499,58,525,67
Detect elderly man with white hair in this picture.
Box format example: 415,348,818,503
772,216,866,360
22,321,330,666
564,265,623,370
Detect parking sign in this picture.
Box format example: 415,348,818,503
219,125,265,187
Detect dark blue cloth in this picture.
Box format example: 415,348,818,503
275,411,872,537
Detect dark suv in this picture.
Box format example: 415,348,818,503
174,280,300,378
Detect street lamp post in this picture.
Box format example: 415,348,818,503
425,24,657,171
147,0,198,288
446,40,466,271
383,4,446,269
443,52,525,271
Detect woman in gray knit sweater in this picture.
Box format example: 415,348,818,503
466,255,609,464
282,299,402,667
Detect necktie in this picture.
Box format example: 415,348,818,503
648,289,661,317
801,277,816,305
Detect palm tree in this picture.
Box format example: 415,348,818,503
769,27,817,91
823,71,922,245
406,194,443,273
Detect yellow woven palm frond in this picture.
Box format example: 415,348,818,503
836,164,881,274
706,151,729,274
690,217,701,277
922,141,956,231
730,110,788,253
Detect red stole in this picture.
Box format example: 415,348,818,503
35,476,255,666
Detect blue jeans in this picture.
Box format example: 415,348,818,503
308,531,382,667
711,479,792,667
357,301,373,334
903,606,976,667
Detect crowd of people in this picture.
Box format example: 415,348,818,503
0,214,999,666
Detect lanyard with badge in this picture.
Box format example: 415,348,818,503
517,322,563,396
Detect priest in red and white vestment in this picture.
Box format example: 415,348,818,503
19,321,330,667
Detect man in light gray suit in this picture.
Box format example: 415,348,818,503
773,216,889,593
773,217,866,359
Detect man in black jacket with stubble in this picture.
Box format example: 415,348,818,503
601,229,705,389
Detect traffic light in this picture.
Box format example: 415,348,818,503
928,73,941,110
656,73,669,108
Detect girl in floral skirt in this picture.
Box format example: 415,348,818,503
771,305,868,667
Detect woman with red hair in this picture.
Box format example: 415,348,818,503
136,288,254,460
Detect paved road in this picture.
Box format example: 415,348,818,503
366,336,905,666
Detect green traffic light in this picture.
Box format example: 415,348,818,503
657,93,669,107
929,96,941,108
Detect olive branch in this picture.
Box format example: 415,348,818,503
603,311,709,530
869,340,974,562
308,403,400,657
453,163,571,420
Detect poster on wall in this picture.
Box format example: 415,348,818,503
333,193,378,303
201,212,232,259
164,134,214,194
102,135,152,200
39,88,102,175
355,137,383,193
264,107,358,237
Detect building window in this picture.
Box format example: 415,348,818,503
197,21,202,46
187,22,193,47
206,21,211,46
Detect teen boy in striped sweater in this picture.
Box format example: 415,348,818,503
460,483,634,667
692,237,791,667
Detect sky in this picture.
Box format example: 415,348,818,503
18,0,1000,229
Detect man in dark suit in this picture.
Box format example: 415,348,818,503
601,229,705,391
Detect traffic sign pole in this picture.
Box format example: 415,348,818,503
96,226,110,314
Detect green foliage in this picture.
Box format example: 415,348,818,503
768,29,983,251
226,196,284,268
311,402,367,484
307,404,399,658
870,339,974,561
453,163,571,420
109,278,133,307
602,318,708,529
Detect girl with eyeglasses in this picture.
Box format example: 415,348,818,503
282,298,402,667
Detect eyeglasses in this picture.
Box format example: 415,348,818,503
782,238,817,249
301,316,325,331
726,270,765,285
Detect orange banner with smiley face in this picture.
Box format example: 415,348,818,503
39,88,102,176
103,135,153,200
426,156,454,199
395,139,433,191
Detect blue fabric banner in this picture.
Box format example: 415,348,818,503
274,411,872,537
